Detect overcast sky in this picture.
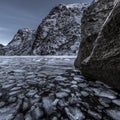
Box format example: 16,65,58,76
0,0,92,45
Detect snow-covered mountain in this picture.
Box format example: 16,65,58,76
1,3,88,56
4,28,36,55
33,3,88,55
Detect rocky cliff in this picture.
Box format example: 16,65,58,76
0,44,5,55
0,44,4,48
32,3,88,55
75,0,120,89
4,28,36,55
1,3,88,56
75,0,114,67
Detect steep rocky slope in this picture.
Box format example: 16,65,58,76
0,44,4,48
0,3,88,56
0,44,5,55
75,0,114,67
32,3,88,55
4,28,36,55
75,0,120,89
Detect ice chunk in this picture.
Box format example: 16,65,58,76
65,107,85,120
113,99,120,106
42,97,55,115
88,110,102,120
56,92,69,98
92,88,116,99
106,109,120,120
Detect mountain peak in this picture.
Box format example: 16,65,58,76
32,3,88,55
0,2,88,56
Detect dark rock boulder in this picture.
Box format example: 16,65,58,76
75,0,114,67
4,28,36,55
32,3,88,55
79,1,120,89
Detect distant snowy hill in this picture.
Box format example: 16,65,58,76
1,3,88,56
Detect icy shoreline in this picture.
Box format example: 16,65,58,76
0,55,77,59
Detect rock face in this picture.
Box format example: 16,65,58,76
2,3,88,56
75,0,120,89
4,28,36,55
0,44,4,48
75,0,114,67
32,3,88,55
0,44,5,55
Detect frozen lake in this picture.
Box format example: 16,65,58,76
0,56,120,120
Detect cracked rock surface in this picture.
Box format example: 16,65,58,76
0,56,120,120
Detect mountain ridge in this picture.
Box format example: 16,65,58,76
0,3,88,56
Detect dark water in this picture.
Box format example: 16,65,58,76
0,56,120,120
